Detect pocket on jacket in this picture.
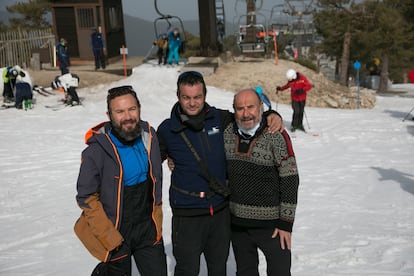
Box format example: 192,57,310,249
74,213,108,261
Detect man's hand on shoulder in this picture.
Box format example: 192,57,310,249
265,111,284,133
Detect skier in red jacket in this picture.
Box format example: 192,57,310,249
276,69,312,132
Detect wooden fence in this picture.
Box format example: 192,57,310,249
0,28,55,69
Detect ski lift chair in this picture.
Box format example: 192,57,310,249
237,23,268,54
236,12,268,54
154,15,187,55
152,0,187,55
154,15,186,41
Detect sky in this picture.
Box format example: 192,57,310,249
121,0,285,22
0,61,413,275
1,0,287,23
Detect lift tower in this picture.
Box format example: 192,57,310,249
198,0,221,56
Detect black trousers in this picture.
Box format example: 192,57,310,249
291,100,306,129
66,87,80,103
157,48,167,65
108,182,167,276
172,206,231,276
231,225,291,276
59,60,69,75
15,83,32,108
3,80,15,99
93,48,106,69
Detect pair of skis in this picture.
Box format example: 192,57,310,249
33,85,55,97
45,103,81,111
0,103,15,110
45,96,84,111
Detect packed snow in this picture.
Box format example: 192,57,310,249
0,62,413,276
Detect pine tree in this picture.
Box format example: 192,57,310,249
350,0,414,89
6,0,51,30
314,0,368,86
314,0,414,88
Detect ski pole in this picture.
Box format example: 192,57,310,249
275,89,279,111
275,93,279,111
402,106,414,122
304,110,310,129
143,45,155,62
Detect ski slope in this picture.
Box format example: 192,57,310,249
0,62,413,275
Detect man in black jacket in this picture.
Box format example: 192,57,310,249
90,27,106,70
157,71,283,276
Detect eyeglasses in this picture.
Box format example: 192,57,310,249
108,85,135,95
178,71,204,82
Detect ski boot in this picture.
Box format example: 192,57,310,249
23,99,32,110
297,125,306,132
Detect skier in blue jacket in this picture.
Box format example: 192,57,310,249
56,38,70,75
167,28,182,65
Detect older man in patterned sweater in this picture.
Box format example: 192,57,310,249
224,88,300,276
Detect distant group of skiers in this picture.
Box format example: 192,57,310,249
52,27,107,106
153,28,183,65
1,35,80,109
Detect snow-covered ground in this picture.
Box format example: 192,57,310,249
1,62,413,275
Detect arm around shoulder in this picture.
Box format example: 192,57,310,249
156,126,169,162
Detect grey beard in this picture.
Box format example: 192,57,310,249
236,115,262,136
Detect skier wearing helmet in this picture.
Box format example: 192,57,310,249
276,69,312,132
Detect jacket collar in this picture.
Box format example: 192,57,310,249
169,102,214,132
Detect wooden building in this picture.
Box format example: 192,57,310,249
50,0,126,61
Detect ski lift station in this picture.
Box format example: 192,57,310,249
49,0,319,70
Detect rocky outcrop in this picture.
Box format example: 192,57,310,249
204,58,376,109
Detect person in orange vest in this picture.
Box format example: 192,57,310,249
153,33,169,65
276,69,312,132
256,31,266,42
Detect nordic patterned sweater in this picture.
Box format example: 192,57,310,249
223,123,299,232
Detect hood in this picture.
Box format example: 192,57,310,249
84,121,109,145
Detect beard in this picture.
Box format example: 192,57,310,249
111,118,141,142
236,114,262,136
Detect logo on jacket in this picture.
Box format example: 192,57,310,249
207,126,220,135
